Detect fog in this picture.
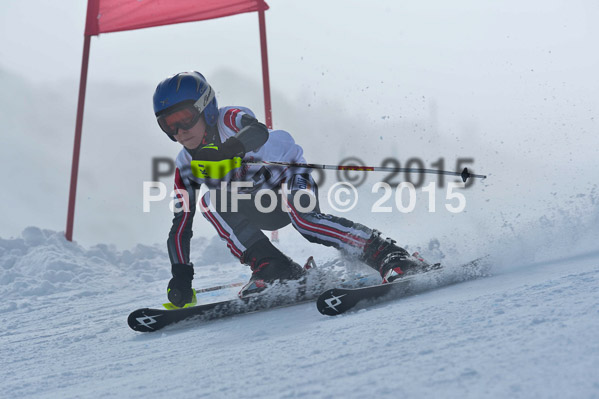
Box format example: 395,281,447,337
1,0,597,254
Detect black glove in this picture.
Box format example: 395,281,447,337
190,137,245,161
167,263,194,307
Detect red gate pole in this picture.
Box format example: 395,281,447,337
258,7,272,129
258,5,278,242
66,34,92,242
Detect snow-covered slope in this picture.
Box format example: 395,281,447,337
1,226,598,398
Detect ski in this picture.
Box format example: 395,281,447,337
128,285,314,332
128,266,378,332
316,256,490,316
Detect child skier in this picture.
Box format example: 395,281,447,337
153,71,430,307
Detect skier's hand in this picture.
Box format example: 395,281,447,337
191,137,245,162
190,138,245,179
167,263,195,308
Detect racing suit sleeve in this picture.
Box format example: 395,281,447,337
167,167,196,265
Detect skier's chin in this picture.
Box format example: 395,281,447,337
184,142,203,151
181,136,204,151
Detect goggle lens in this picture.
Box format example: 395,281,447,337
157,106,201,136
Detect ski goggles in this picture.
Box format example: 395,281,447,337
157,102,202,136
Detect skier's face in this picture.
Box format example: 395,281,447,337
174,115,207,150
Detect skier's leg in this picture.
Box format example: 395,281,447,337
284,174,430,282
198,189,262,261
200,190,304,296
283,174,373,256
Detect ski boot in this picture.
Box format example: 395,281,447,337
239,238,306,298
360,231,436,283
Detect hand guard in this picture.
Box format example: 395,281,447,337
190,138,245,179
191,137,245,161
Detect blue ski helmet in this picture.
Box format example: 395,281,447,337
153,71,219,141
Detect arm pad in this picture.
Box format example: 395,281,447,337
235,115,269,153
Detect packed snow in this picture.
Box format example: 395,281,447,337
2,215,598,398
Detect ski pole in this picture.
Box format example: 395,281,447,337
195,282,244,293
243,161,487,183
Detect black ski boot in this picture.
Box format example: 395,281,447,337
360,231,433,283
239,238,305,298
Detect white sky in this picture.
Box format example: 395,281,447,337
1,0,598,250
